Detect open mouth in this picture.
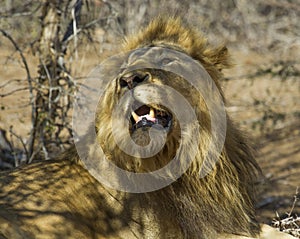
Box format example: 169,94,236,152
130,103,172,132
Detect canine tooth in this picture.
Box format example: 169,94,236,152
149,108,155,118
131,111,139,123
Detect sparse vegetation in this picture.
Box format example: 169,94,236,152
272,188,300,238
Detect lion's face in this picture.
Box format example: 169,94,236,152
95,63,208,173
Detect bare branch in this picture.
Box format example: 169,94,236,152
0,79,23,88
9,127,29,162
0,29,36,159
0,87,30,97
288,187,299,217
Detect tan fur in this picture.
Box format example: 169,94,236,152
0,17,296,239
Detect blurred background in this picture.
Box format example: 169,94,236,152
0,0,299,236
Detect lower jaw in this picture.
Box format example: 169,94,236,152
130,127,164,146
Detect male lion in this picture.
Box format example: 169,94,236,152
0,17,295,239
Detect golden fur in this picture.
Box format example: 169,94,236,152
0,17,296,239
94,16,260,238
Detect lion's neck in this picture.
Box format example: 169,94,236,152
146,182,218,239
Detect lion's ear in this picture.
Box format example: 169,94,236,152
204,45,232,71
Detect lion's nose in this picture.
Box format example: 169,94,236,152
119,72,149,89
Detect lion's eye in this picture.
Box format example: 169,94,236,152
160,58,173,66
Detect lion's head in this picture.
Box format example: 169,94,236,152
79,17,261,238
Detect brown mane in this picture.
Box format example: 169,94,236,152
94,16,261,238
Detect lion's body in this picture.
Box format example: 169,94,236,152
0,156,182,239
0,17,296,239
0,159,295,239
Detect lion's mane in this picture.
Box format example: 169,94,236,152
93,17,261,238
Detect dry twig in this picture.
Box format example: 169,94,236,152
272,188,300,238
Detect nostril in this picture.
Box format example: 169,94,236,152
120,78,128,88
133,74,150,84
133,75,144,84
119,73,149,89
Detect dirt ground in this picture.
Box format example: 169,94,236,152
0,41,299,232
223,50,300,225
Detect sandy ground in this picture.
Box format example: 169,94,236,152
223,50,300,225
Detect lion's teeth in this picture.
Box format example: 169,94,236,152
149,108,155,118
131,108,156,123
131,111,139,123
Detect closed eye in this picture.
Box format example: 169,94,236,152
160,58,173,66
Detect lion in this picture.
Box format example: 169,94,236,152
0,17,296,239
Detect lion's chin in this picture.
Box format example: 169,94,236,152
103,122,181,173
130,127,165,146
